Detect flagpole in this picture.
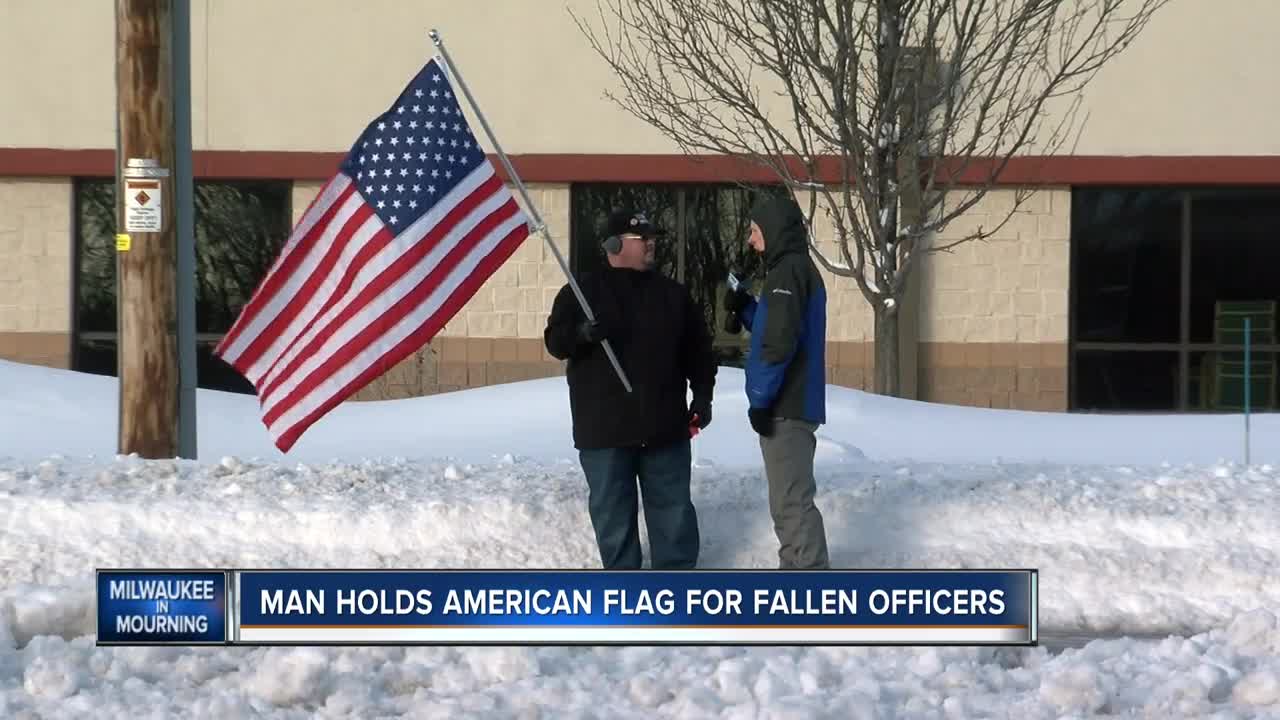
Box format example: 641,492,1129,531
429,29,632,394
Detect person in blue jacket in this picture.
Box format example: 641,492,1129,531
724,194,831,569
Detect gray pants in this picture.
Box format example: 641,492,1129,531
759,419,830,569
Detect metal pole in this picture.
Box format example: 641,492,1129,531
173,0,197,459
428,29,632,394
1244,317,1251,466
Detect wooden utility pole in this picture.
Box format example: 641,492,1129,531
115,0,178,458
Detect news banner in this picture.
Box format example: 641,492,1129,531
97,569,1038,646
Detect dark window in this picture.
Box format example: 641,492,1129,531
1070,188,1280,412
1189,190,1280,344
1071,190,1182,344
1073,350,1179,411
76,180,118,334
569,183,787,366
73,178,291,393
72,336,261,394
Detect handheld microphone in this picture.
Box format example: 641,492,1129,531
723,270,743,335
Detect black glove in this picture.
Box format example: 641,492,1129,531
689,397,712,430
748,407,774,437
576,317,610,345
723,287,751,334
724,286,751,313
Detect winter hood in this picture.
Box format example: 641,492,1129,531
750,194,809,268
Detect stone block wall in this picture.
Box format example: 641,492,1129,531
917,187,1071,410
786,186,1071,410
0,178,73,368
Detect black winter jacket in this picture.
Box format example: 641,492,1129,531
544,267,717,450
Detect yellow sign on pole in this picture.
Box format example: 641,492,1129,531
116,233,131,251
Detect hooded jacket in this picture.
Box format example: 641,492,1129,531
740,196,827,424
544,265,717,450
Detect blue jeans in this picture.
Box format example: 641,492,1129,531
578,439,699,569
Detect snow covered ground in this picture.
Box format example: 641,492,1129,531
1,358,1279,717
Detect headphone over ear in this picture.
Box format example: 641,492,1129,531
602,235,623,255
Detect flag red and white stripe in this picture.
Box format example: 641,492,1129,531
215,58,530,451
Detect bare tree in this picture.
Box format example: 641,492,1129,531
571,0,1171,396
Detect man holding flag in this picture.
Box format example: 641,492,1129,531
214,55,531,452
544,209,717,571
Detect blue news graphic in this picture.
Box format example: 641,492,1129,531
237,570,1033,629
96,570,227,644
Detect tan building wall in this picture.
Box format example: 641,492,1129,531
3,0,1279,157
802,199,876,392
788,186,1070,409
0,178,73,368
917,188,1070,410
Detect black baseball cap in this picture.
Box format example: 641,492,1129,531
606,209,666,239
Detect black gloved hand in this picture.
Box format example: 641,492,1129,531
723,287,752,335
748,407,774,437
724,287,752,315
576,317,610,345
689,397,712,430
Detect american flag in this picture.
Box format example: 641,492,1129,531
214,57,531,452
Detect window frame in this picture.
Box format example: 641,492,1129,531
1068,187,1280,412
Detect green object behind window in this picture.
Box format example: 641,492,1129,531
1212,300,1275,410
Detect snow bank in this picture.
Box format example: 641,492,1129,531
2,359,1277,467
2,454,1276,643
2,359,1279,716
